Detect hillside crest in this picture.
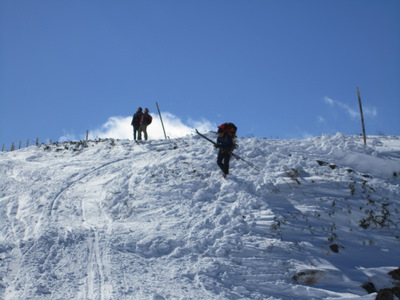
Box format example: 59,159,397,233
1,133,399,299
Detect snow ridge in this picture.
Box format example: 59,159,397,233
1,133,399,299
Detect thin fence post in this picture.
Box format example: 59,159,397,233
357,87,367,146
156,101,168,139
11,142,15,151
19,141,22,149
86,130,89,141
2,144,4,152
27,140,30,147
36,138,39,146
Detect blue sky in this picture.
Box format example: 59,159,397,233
1,0,399,148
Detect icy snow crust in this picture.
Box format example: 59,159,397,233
0,133,399,299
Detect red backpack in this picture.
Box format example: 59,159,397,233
218,122,237,138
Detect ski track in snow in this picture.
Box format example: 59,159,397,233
0,134,399,299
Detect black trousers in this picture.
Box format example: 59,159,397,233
217,150,231,175
133,126,140,140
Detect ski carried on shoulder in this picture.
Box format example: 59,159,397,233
195,129,260,171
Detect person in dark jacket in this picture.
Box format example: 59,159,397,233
138,108,152,141
131,107,143,141
216,128,234,177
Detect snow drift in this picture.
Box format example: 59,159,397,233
1,133,399,299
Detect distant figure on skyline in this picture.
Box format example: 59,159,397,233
138,108,152,141
131,107,143,141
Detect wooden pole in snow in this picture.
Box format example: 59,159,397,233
357,87,367,146
156,102,168,139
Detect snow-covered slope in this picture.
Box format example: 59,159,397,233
1,133,399,300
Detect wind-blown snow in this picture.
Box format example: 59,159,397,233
1,133,399,299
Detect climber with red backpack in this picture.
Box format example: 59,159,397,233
217,123,237,138
196,123,259,174
215,123,237,178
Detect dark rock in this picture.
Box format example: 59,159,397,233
388,268,400,280
375,288,393,300
329,244,339,253
362,282,377,294
392,287,400,298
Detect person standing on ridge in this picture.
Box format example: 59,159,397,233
216,127,235,178
131,107,143,141
138,108,152,141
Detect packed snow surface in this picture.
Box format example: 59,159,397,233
1,133,399,299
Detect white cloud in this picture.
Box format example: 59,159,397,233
340,103,359,119
323,96,377,119
59,132,79,142
60,112,216,142
324,97,335,106
364,107,377,117
186,117,216,133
